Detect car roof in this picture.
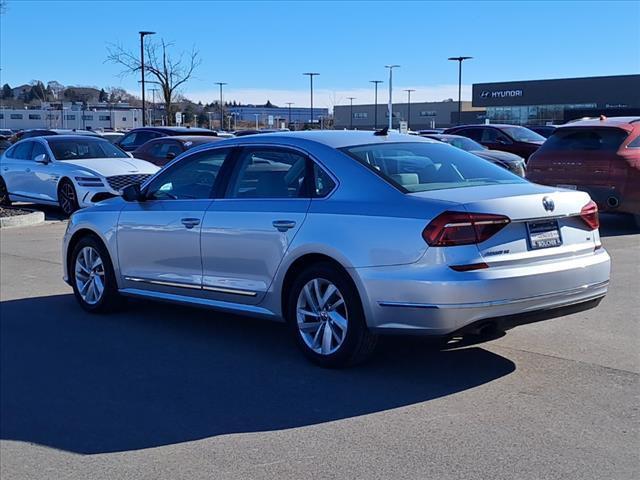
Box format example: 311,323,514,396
214,130,437,149
39,135,111,142
557,116,640,131
131,126,216,134
150,135,224,143
425,133,468,140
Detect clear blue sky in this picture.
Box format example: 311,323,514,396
1,0,639,108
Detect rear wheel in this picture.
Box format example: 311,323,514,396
70,235,123,313
0,177,10,206
58,179,79,216
286,263,378,368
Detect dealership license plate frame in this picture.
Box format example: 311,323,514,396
526,219,563,250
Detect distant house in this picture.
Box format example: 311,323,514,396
11,84,32,101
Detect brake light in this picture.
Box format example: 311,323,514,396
422,211,511,246
580,200,599,230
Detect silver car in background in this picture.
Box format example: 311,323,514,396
62,131,610,367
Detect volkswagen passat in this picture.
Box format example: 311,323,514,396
0,135,159,215
62,131,610,367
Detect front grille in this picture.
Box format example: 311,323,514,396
106,174,152,192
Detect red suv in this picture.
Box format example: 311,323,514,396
444,124,546,160
527,116,640,226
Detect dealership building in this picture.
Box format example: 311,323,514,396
474,74,640,125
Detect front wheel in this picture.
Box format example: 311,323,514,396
0,176,11,206
58,179,79,216
286,263,378,368
70,235,123,313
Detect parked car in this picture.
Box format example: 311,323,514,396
0,135,159,215
444,124,546,159
115,127,218,152
0,129,13,137
0,135,11,155
527,116,640,226
132,135,225,166
527,125,557,138
62,131,609,367
425,133,526,177
99,132,125,144
10,128,101,144
418,129,445,135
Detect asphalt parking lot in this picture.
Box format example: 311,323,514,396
0,212,638,480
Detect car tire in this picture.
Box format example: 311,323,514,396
70,235,123,313
0,176,11,206
286,262,378,368
58,179,79,216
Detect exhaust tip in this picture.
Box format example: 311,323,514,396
606,196,620,209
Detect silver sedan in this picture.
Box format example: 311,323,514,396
62,131,610,367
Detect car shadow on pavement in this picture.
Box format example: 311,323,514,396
0,294,515,454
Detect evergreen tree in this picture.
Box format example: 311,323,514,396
1,83,12,99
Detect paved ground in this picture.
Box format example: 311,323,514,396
1,213,638,480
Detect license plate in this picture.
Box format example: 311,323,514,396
557,184,577,190
527,220,562,250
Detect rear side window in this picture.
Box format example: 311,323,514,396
342,142,524,193
627,135,640,148
539,128,628,152
120,131,159,148
12,141,33,160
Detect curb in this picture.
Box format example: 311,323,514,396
0,211,46,229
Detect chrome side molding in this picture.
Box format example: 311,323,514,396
124,276,257,297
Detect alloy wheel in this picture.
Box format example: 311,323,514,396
74,246,105,305
296,278,348,355
60,182,76,215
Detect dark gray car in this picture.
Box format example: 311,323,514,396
425,134,526,177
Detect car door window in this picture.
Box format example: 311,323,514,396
145,148,231,200
459,128,482,141
30,142,47,160
228,148,310,199
12,141,33,160
480,128,499,143
121,131,159,149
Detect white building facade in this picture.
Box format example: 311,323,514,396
0,105,143,131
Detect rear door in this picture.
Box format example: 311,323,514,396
200,146,313,304
4,141,34,199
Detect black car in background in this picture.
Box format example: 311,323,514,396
10,128,101,143
425,133,526,177
132,135,224,166
444,124,546,159
527,125,557,138
115,127,218,152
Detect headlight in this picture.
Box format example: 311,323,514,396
510,160,526,178
74,176,104,187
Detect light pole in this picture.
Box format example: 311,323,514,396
347,97,356,129
303,72,319,127
404,89,415,130
285,102,294,127
215,82,227,131
150,87,158,126
254,113,259,129
448,56,472,125
370,80,383,130
139,31,155,126
385,65,400,130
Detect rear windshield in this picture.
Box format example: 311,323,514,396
341,142,525,193
538,128,628,152
48,138,129,160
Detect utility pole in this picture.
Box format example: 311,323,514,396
138,31,155,126
448,56,473,125
303,72,319,127
385,65,400,130
370,80,383,130
404,89,415,130
215,82,227,130
286,102,294,127
347,97,356,129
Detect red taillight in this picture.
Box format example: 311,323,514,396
579,200,599,230
422,211,511,246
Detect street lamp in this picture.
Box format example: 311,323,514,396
139,31,156,126
285,102,294,127
254,113,260,129
303,72,319,127
370,80,383,130
150,87,158,126
385,65,400,130
448,56,472,125
215,82,227,131
404,89,415,130
347,97,356,129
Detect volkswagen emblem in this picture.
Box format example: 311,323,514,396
542,196,555,212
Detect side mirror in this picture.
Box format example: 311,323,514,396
166,152,177,160
34,153,51,164
121,183,144,202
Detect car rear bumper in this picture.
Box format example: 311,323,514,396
354,248,611,335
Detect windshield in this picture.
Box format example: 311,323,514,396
48,138,129,160
342,142,525,193
441,136,485,152
500,126,546,143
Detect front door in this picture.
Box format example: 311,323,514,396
117,147,233,294
28,141,58,202
201,146,313,304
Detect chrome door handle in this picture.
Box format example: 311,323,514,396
181,217,201,229
272,220,296,232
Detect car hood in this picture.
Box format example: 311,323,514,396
472,149,524,164
59,157,160,177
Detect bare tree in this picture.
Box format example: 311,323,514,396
106,39,200,125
